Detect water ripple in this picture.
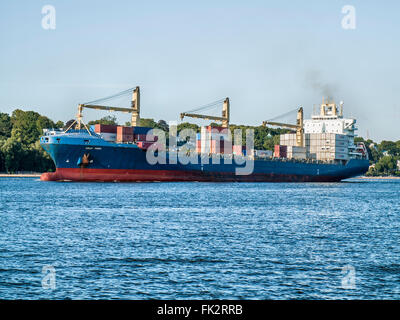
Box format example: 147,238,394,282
0,178,399,299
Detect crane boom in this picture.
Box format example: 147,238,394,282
262,107,304,147
262,121,298,129
80,104,136,113
180,97,230,128
76,86,140,129
180,113,226,122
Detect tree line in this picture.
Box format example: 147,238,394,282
354,137,400,176
0,110,399,176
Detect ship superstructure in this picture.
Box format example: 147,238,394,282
278,99,367,162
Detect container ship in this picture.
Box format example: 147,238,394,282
40,87,369,182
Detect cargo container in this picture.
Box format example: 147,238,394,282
233,145,247,156
100,132,117,142
94,124,118,133
210,139,232,154
254,150,273,158
117,126,134,143
134,134,157,142
136,141,156,150
196,140,201,153
287,146,306,153
132,126,153,135
201,126,230,141
274,145,287,158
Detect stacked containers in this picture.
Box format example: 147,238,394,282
280,133,297,147
254,150,273,158
117,126,134,143
132,126,158,149
232,145,247,156
306,133,349,160
232,145,243,155
196,133,202,153
132,127,154,141
287,146,307,159
279,133,350,161
274,145,287,158
136,141,156,150
200,126,231,154
94,124,118,142
210,139,232,154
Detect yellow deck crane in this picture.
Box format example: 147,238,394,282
68,87,141,132
262,107,304,147
180,97,230,128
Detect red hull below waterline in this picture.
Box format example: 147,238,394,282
40,168,344,182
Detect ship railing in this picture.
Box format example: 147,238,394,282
42,128,64,136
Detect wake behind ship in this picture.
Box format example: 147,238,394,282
40,87,369,182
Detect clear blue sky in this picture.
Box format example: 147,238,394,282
0,0,399,141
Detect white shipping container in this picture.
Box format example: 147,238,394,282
287,146,306,153
101,133,117,141
255,150,273,157
291,153,307,159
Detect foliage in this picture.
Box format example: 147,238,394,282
367,155,400,176
130,118,170,131
0,109,63,173
88,115,118,126
177,122,200,133
0,113,12,138
229,124,288,150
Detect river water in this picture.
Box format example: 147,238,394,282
0,178,399,299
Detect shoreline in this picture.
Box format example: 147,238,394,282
352,176,400,180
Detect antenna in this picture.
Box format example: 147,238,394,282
339,100,344,117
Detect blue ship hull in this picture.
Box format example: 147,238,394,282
40,131,370,182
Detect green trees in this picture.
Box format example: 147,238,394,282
0,113,12,138
378,140,400,156
368,155,400,176
177,122,200,133
88,115,118,126
0,109,63,173
228,125,287,150
358,137,400,176
1,137,24,173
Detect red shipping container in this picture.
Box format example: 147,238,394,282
136,141,161,150
274,145,287,158
210,139,230,154
134,134,158,142
146,135,157,142
196,140,201,153
134,134,145,141
117,135,134,143
117,126,134,142
94,124,118,133
117,126,134,135
233,145,243,155
206,126,227,133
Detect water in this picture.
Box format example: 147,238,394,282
0,178,399,299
